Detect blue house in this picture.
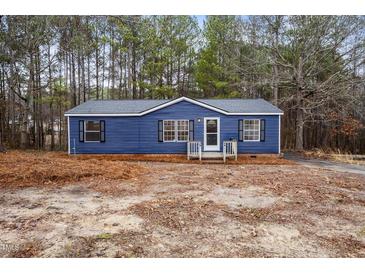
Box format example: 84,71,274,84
65,97,283,158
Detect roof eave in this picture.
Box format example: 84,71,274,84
64,96,284,116
64,112,284,117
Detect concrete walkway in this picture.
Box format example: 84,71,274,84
284,152,365,176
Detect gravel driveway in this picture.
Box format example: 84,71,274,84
285,152,365,176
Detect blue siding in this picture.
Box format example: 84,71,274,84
69,100,280,154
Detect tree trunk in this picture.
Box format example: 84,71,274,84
295,56,304,151
71,52,77,107
48,43,55,150
95,32,100,99
101,42,106,100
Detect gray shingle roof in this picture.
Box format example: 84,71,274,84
65,97,283,115
65,100,169,115
199,99,283,114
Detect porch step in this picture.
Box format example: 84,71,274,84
187,141,238,163
201,152,223,159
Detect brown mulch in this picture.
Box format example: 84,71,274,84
62,153,294,165
0,151,146,189
316,235,365,257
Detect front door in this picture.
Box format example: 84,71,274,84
204,117,220,151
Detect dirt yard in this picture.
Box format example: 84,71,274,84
0,151,364,257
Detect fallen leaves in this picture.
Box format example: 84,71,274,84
60,153,294,165
0,150,147,189
131,197,222,231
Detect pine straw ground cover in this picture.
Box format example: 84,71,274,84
0,151,364,257
0,151,147,191
60,153,293,165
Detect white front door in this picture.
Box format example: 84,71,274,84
204,117,220,151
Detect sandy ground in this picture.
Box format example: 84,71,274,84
1,154,365,257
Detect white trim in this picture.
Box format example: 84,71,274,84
243,119,261,142
203,117,220,151
162,119,189,143
64,97,284,117
67,116,70,154
278,115,281,154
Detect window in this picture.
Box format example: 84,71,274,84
244,119,260,141
163,120,189,142
177,120,189,141
163,120,175,142
85,120,100,142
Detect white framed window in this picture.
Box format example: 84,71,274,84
177,120,189,141
163,120,189,142
85,120,100,142
163,120,175,142
244,119,260,141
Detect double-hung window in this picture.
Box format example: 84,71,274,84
85,120,101,142
243,119,260,141
163,120,176,142
163,120,189,142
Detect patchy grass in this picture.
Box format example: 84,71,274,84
357,227,365,237
96,233,113,239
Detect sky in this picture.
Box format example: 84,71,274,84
194,15,250,29
196,15,206,28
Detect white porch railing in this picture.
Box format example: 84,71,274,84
187,141,202,161
223,140,238,163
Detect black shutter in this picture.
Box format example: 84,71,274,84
100,120,105,142
158,120,163,142
238,119,243,141
79,120,84,142
260,119,265,142
189,120,194,141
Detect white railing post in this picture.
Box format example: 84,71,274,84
187,142,190,160
223,142,226,163
187,141,202,161
223,140,238,162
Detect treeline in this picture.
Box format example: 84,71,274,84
0,16,364,152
